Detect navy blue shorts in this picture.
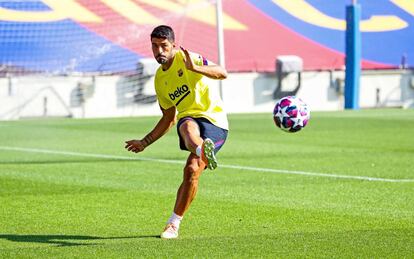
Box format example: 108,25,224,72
177,117,228,154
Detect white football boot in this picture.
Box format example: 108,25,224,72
160,223,179,239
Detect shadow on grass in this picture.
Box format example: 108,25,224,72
0,234,160,247
0,159,138,165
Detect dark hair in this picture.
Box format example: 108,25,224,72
150,25,175,42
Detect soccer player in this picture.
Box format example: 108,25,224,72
124,25,228,239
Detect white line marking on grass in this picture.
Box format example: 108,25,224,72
1,146,413,183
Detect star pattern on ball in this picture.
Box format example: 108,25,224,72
290,109,304,128
275,106,290,124
273,96,310,133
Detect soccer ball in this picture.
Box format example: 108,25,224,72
273,96,310,132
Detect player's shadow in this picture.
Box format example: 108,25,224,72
0,158,129,165
0,234,160,247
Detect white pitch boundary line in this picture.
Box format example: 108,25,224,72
1,146,413,183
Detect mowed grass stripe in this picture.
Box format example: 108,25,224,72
1,146,413,183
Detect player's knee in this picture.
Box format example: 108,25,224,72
180,122,192,136
183,164,201,184
180,120,199,137
184,163,199,177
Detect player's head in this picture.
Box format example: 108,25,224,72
151,25,175,43
150,25,176,65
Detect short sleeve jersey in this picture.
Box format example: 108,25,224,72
154,50,228,130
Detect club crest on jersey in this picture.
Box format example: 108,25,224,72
177,69,183,77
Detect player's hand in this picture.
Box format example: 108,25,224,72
125,139,146,153
180,46,195,71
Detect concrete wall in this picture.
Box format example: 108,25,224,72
0,70,413,120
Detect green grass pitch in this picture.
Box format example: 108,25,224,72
0,109,413,258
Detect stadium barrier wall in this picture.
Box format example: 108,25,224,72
0,70,413,120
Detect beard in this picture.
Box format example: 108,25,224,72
156,55,168,64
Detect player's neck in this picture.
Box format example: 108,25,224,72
161,50,177,71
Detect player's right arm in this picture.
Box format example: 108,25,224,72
125,106,176,153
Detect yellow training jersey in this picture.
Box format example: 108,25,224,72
154,50,228,130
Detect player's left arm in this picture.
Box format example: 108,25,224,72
180,46,227,80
